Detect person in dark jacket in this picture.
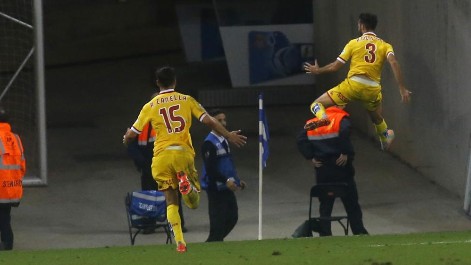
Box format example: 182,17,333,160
297,106,368,236
201,109,246,242
126,120,156,191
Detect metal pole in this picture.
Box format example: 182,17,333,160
464,138,471,215
32,0,48,185
258,95,263,240
0,12,33,29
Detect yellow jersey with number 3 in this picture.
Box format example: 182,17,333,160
337,32,394,83
131,89,206,156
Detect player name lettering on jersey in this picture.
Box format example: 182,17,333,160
356,35,381,42
155,94,187,104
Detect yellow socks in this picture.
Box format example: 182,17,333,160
310,102,327,119
375,119,388,141
182,190,200,209
167,204,184,244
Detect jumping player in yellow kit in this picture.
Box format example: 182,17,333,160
304,13,411,150
123,66,246,253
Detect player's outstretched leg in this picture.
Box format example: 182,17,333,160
304,118,331,130
177,171,200,209
379,129,395,151
367,105,394,151
374,119,395,151
176,241,187,253
310,101,328,120
166,202,186,252
307,101,331,130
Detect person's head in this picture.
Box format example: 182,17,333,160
0,106,9,123
155,66,176,90
209,109,226,128
358,13,378,33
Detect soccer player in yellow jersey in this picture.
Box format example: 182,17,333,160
123,66,247,252
304,13,411,151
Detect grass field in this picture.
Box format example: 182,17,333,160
1,231,470,265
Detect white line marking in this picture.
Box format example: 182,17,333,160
368,239,471,247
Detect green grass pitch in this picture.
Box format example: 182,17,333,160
1,231,470,265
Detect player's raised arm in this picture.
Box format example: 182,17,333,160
387,54,412,103
201,114,247,147
304,59,344,75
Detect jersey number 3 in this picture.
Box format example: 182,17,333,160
364,43,376,63
159,105,185,133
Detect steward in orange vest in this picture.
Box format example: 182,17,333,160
298,106,354,172
0,123,25,204
0,108,26,251
297,106,368,236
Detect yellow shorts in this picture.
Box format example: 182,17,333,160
327,77,383,111
151,148,199,191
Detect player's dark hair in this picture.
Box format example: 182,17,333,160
359,13,378,30
155,66,176,88
208,108,224,117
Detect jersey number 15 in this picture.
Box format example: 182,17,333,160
159,105,186,133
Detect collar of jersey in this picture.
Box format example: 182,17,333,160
363,32,376,36
160,89,175,94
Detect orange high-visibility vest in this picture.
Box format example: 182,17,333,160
137,123,156,146
0,123,26,204
306,108,349,140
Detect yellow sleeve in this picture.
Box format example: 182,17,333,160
338,40,354,62
385,42,395,57
188,96,206,121
131,103,151,134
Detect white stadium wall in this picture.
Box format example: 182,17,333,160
312,1,471,200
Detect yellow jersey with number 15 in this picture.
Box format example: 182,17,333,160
131,89,207,157
337,32,394,83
